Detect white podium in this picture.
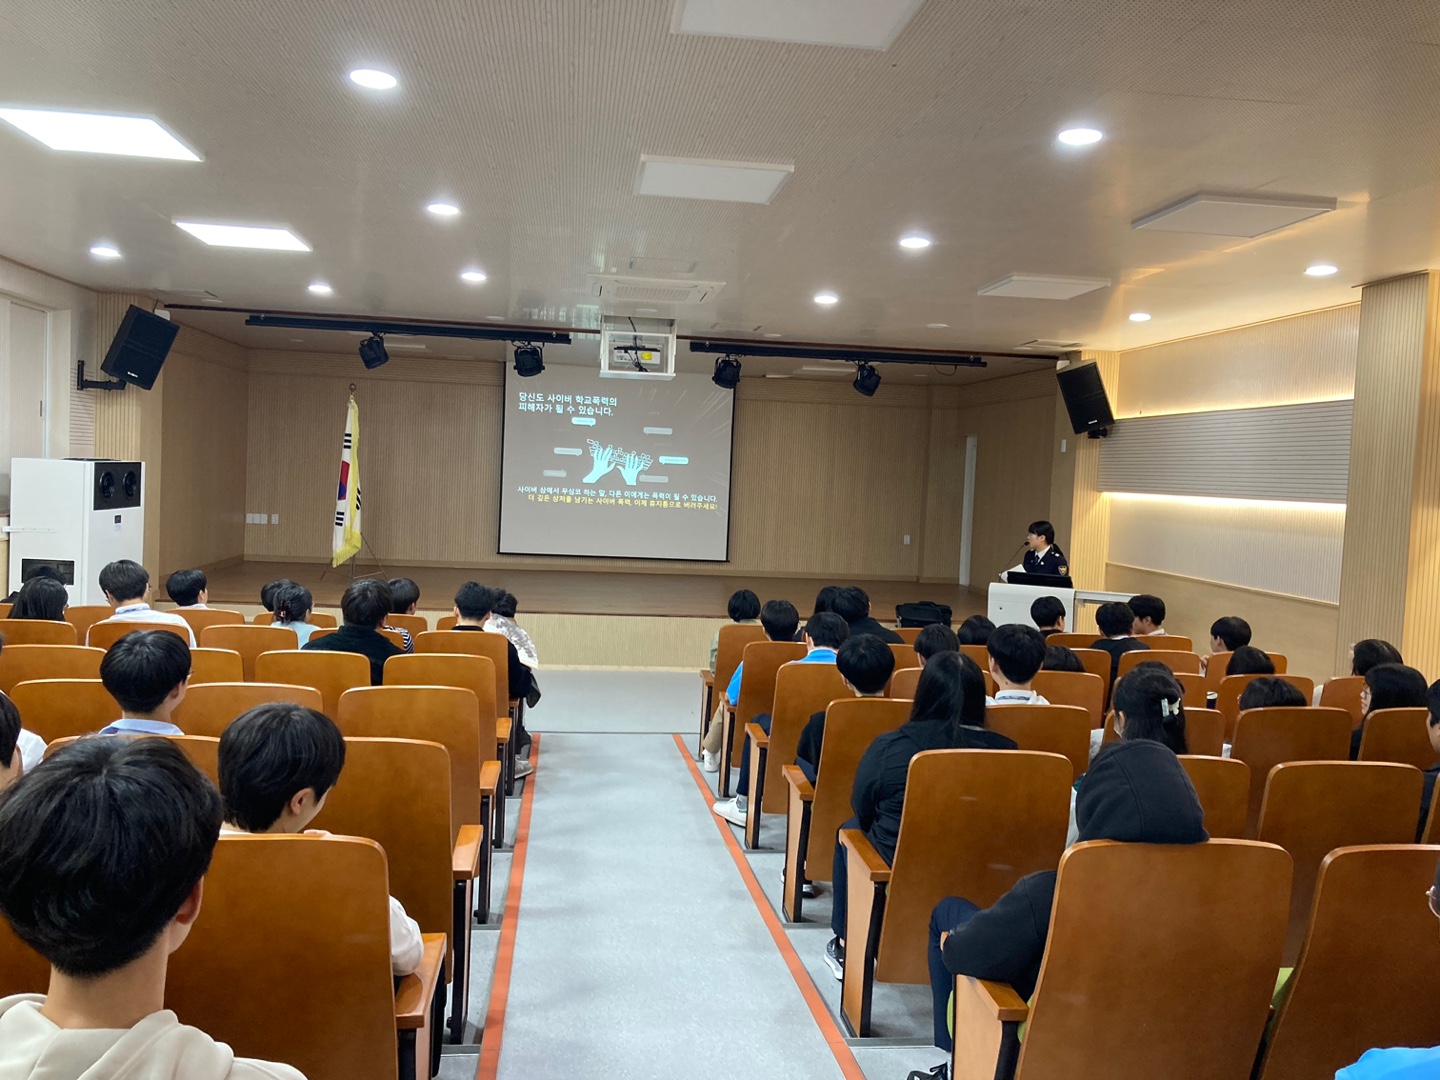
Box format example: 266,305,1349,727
987,582,1134,629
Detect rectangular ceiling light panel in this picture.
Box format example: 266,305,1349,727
978,274,1111,300
0,108,201,160
174,221,311,251
638,155,793,204
672,0,925,49
1132,193,1336,237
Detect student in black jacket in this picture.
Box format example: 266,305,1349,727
1088,601,1149,682
1417,680,1440,841
301,579,403,685
832,586,904,644
795,633,895,782
451,581,536,774
823,651,1015,980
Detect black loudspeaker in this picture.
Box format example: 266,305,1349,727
100,305,179,390
1056,361,1115,436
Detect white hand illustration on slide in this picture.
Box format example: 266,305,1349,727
583,440,652,485
618,450,653,486
583,440,618,483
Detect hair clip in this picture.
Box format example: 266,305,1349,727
1160,697,1182,718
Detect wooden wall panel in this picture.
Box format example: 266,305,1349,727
1402,278,1440,677
958,391,1056,584
1067,351,1118,590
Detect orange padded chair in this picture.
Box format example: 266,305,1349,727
1177,755,1250,838
87,620,191,651
700,623,768,755
1319,675,1366,728
200,624,298,680
0,619,76,645
889,642,921,671
10,679,119,741
895,626,923,644
1116,649,1200,678
174,608,245,636
415,630,512,707
984,705,1091,781
1357,708,1438,771
0,645,103,694
254,611,337,628
172,682,323,738
719,640,806,795
63,605,113,644
1031,671,1105,727
1184,707,1226,757
43,733,221,782
890,667,921,699
253,651,370,716
1231,706,1352,836
386,613,428,637
187,648,245,685
1218,675,1315,740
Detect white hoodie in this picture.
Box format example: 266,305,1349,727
0,995,306,1079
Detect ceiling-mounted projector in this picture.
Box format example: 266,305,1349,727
599,314,676,380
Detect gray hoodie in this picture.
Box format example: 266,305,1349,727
0,995,305,1079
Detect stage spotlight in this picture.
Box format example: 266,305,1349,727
853,362,881,397
711,355,742,389
358,334,389,369
513,343,544,377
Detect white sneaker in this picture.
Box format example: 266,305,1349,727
701,750,719,773
712,796,747,827
513,759,534,779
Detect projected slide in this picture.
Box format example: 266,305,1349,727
498,367,735,560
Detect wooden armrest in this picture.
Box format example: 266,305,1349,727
701,670,714,685
746,722,769,749
496,717,513,744
782,764,813,802
452,824,483,881
508,697,520,709
394,934,447,1029
479,759,502,798
838,828,891,883
970,978,1029,1023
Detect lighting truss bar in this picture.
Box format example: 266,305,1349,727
687,338,1001,365
239,312,571,345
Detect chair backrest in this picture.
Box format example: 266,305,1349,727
86,620,190,651
714,622,768,702
1259,844,1440,1080
386,613,428,636
188,647,245,685
733,640,808,757
1206,649,1292,694
1140,633,1193,651
758,662,853,814
1178,755,1250,838
0,618,76,645
1174,671,1208,708
0,645,104,694
41,733,221,781
982,705,1092,781
337,687,483,832
888,642,921,671
1116,649,1200,678
1185,707,1226,757
436,614,457,631
1030,671,1105,727
1043,632,1100,651
310,625,407,649
166,834,397,1080
173,608,246,635
254,651,371,716
894,626,922,644
1358,708,1438,771
199,624,299,680
172,682,324,738
959,644,989,668
1231,707,1352,837
9,679,119,742
1257,761,1423,963
311,737,453,941
415,630,511,705
889,666,921,698
1069,648,1114,687
1218,674,1316,739
805,698,913,879
383,652,499,734
1319,675,1366,727
0,913,50,997
877,749,1072,984
63,605,113,643
255,611,338,628
1014,839,1291,1080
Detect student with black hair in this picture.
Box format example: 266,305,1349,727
1043,644,1085,672
832,586,903,644
165,569,208,609
1352,663,1430,759
0,737,304,1079
1088,601,1149,682
1225,645,1275,676
1208,615,1252,654
795,633,896,783
92,560,195,645
1128,593,1168,636
1109,664,1190,755
0,692,24,794
271,583,319,646
260,578,295,613
712,612,849,824
487,591,539,673
710,589,762,672
1001,520,1068,580
383,577,420,652
97,630,191,736
9,575,68,621
823,651,1016,980
1416,681,1440,842
2,563,65,604
956,614,995,647
452,582,537,772
701,599,802,769
302,578,403,685
1238,677,1307,711
986,624,1049,706
1351,639,1404,677
1030,595,1066,637
218,703,423,976
914,623,959,665
811,585,842,617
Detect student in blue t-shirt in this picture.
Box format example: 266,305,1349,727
700,599,802,771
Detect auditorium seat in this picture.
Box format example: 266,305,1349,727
888,642,921,671
1068,648,1114,688
889,666,920,699
895,626,923,644
959,644,989,668
0,644,103,694
0,618,75,645
63,605,113,644
10,678,118,741
254,650,369,716
1206,650,1291,695
254,611,337,628
1217,675,1316,739
309,625,407,649
188,647,245,684
1030,671,1105,727
386,613,428,636
1115,649,1200,678
719,640,806,797
1174,671,1208,708
86,619,190,651
1040,633,1099,651
1183,707,1226,757
1177,756,1249,838
1357,707,1438,771
781,698,911,922
172,682,323,738
700,623,768,756
415,631,512,710
1144,634,1194,651
1319,675,1367,727
1257,761,1422,963
951,839,1290,1080
173,608,245,636
43,733,220,781
200,624,298,680
839,749,1071,1036
436,615,457,631
983,705,1091,781
1231,707,1352,836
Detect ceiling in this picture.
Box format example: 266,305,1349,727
3,0,1440,376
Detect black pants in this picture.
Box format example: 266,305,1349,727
734,713,771,797
928,897,981,1050
830,817,895,938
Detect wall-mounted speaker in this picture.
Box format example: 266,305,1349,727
1056,362,1115,437
100,305,179,390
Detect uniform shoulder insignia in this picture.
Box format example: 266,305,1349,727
1058,565,1069,575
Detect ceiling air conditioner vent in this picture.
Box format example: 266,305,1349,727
590,274,724,305
1016,339,1082,351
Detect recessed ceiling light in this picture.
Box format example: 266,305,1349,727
1057,127,1103,146
926,322,948,328
0,108,201,160
1305,263,1339,277
763,332,783,338
1129,312,1152,322
899,234,932,250
814,291,839,305
89,244,121,259
460,269,487,283
426,202,460,217
308,282,333,295
349,69,398,90
174,221,310,251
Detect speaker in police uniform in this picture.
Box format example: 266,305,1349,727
1022,520,1068,577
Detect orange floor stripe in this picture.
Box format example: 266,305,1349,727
473,733,540,1080
672,733,868,1080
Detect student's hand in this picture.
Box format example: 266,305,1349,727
940,931,950,948
303,829,333,838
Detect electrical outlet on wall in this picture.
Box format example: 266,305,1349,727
903,534,911,545
270,514,279,525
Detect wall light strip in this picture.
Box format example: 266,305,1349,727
1114,394,1355,421
1105,491,1346,513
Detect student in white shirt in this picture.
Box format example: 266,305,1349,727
93,560,196,645
166,568,209,609
97,630,190,737
1128,593,1168,637
0,736,305,1079
217,702,423,977
0,692,27,795
985,623,1050,707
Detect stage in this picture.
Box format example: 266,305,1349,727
202,561,984,669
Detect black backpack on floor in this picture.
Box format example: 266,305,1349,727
895,601,952,628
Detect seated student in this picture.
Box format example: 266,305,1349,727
985,624,1049,706
1128,593,1168,636
1415,681,1440,842
1086,661,1190,771
92,560,196,645
1030,595,1066,638
1043,644,1085,672
1088,601,1149,682
795,632,895,783
98,630,190,736
1350,638,1404,677
1225,644,1275,676
921,738,1207,1060
1238,676,1307,711
832,586,904,644
0,737,305,1079
271,583,320,646
451,582,536,770
165,569,208,609
1351,662,1430,759
712,611,849,826
487,591,540,676
218,702,423,977
302,579,403,687
811,585,842,617
700,599,801,771
914,623,959,666
260,578,295,614
824,652,1016,981
710,588,761,672
379,577,417,653
2,563,65,605
956,615,995,647
1203,615,1252,672
8,574,68,622
0,692,25,794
